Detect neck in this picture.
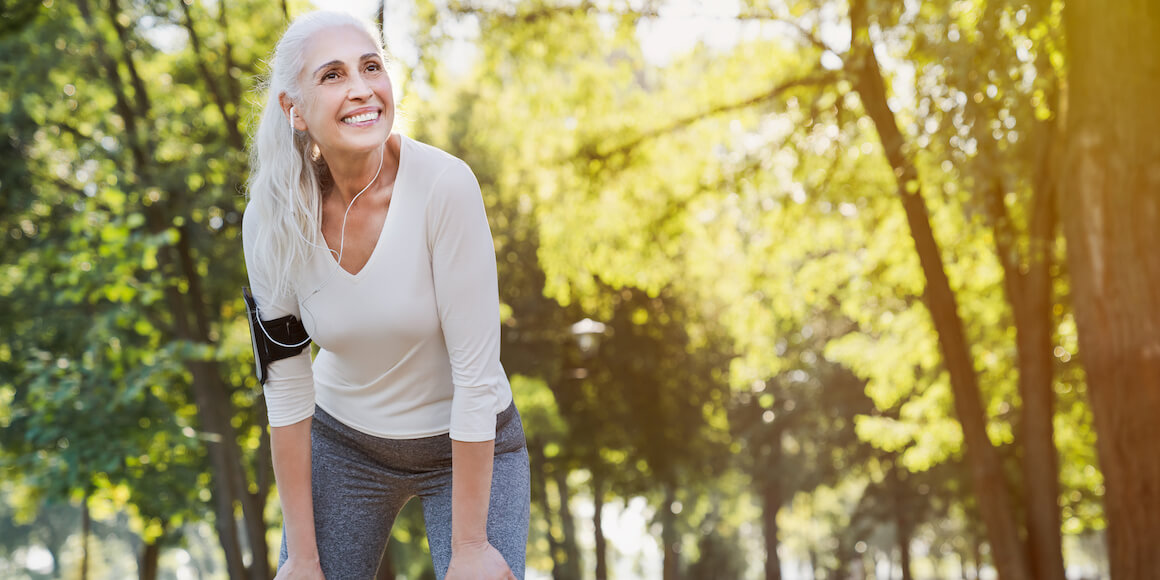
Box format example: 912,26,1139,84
325,141,390,205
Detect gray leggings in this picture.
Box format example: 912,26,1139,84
279,403,530,579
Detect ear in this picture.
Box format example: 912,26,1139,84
278,93,304,132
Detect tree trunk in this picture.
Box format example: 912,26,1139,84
592,467,608,580
254,397,274,571
974,535,984,580
554,467,582,580
848,3,1032,579
761,478,782,580
187,361,257,580
853,551,867,580
1062,2,1160,579
43,506,69,578
50,544,62,578
139,538,161,580
144,218,251,580
528,439,565,579
178,225,269,580
1009,185,1065,580
898,533,912,580
974,50,1065,577
80,493,90,580
762,429,783,580
892,463,913,580
662,484,680,580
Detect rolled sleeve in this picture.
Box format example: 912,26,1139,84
427,161,508,442
242,209,316,427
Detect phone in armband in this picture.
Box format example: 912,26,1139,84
242,287,311,384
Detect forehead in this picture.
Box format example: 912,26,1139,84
302,25,380,71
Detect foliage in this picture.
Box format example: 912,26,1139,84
0,0,1123,576
0,0,288,575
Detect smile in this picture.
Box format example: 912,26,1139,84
342,111,380,125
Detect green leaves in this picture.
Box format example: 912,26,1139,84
0,0,1111,573
1,0,288,570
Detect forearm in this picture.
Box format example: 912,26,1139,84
271,418,319,563
451,438,495,547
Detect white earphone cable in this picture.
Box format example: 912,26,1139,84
256,142,386,349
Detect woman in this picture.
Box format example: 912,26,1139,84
242,11,529,580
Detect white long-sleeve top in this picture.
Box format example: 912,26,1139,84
242,135,512,442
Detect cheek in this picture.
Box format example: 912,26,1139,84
372,77,394,99
296,91,323,117
305,90,343,120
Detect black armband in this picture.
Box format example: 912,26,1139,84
242,287,311,384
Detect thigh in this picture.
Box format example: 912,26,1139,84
421,404,531,580
277,411,412,579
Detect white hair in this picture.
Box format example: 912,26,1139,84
245,10,385,297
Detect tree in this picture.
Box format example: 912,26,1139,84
4,0,1137,574
0,0,287,576
846,0,1029,576
1060,1,1160,578
408,2,1094,577
409,8,737,576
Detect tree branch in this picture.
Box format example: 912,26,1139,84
579,70,842,163
106,0,152,118
75,0,147,173
179,0,244,150
446,1,842,54
982,174,1025,307
216,2,242,108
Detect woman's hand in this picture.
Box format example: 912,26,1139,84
273,556,326,580
446,540,516,580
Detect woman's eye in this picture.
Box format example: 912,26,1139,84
323,71,339,81
366,63,381,72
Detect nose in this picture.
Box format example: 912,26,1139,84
348,72,372,100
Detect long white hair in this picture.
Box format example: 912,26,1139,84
246,11,385,297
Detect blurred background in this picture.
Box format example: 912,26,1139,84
2,0,1157,578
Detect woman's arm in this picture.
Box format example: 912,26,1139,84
426,160,510,443
271,418,325,579
450,438,495,547
427,160,517,579
243,207,322,577
447,439,515,580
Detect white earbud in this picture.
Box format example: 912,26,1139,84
289,106,296,131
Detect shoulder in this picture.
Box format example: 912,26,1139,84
403,135,477,190
403,134,464,170
402,136,481,212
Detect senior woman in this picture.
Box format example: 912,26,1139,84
241,10,529,580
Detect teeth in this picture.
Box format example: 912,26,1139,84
343,112,378,124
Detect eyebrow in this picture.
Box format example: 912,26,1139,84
313,53,382,77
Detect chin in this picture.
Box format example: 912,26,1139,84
342,129,392,152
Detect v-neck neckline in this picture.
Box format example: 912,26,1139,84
326,135,407,280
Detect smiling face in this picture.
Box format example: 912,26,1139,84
293,25,394,158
